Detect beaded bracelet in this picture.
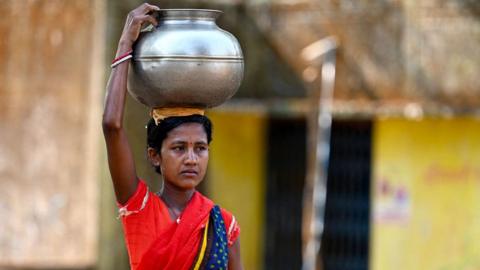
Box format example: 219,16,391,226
111,50,133,68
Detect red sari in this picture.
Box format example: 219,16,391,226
117,180,240,270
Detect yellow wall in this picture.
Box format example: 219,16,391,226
371,117,480,270
207,110,267,270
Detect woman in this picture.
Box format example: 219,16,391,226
102,3,243,270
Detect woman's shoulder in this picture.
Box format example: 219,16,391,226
194,191,234,219
117,179,168,220
219,207,233,222
198,194,240,247
218,207,240,246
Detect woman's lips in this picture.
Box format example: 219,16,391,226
181,170,198,177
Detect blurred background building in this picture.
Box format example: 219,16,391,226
1,0,479,269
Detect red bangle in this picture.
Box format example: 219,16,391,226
112,49,133,64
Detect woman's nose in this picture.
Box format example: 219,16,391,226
185,148,198,163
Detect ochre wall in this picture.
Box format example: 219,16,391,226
207,110,267,270
0,0,104,268
371,117,480,270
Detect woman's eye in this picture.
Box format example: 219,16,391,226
196,146,208,152
173,146,184,151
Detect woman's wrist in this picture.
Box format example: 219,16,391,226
116,39,134,57
111,40,134,68
111,50,133,68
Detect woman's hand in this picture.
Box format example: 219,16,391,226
118,3,160,51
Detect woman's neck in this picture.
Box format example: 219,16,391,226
160,183,195,212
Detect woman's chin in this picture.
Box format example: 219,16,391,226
180,181,197,190
167,178,201,190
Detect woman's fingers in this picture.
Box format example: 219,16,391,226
120,4,160,48
141,3,160,14
131,14,158,28
130,3,160,17
129,3,159,22
144,14,158,27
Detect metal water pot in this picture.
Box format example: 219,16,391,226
127,9,244,108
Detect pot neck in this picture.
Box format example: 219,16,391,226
158,9,221,22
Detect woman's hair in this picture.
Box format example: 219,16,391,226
146,114,213,174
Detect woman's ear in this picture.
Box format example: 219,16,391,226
147,147,161,166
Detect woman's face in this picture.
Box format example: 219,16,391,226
157,122,209,190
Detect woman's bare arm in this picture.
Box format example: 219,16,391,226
102,3,160,204
228,239,244,270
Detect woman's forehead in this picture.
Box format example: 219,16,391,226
165,122,207,142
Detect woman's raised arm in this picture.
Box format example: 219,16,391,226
102,3,160,204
